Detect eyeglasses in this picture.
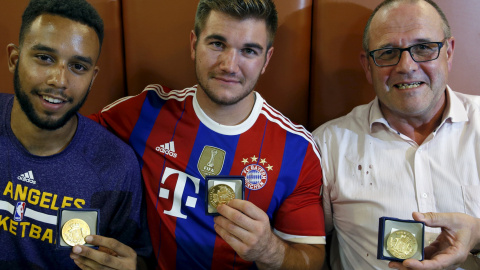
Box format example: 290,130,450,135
368,40,445,67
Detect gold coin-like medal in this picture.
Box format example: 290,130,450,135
208,184,235,208
386,230,418,259
61,218,91,246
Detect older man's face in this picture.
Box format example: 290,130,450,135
361,1,454,120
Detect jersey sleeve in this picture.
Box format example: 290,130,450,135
272,143,326,244
87,91,150,144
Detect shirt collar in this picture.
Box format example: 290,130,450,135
192,89,263,135
368,97,388,131
368,85,468,132
442,85,468,124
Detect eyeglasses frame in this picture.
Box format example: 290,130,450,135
368,39,447,67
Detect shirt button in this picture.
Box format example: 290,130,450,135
422,193,428,198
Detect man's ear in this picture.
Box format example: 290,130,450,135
261,47,274,75
91,66,100,84
7,44,20,73
445,37,455,72
190,30,198,61
360,50,373,85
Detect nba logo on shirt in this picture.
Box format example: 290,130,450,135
14,202,26,221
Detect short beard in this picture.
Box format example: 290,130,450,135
13,64,90,131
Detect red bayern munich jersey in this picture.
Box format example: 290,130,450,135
89,85,326,270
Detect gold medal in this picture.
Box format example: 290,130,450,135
61,218,91,246
386,230,418,259
208,184,235,208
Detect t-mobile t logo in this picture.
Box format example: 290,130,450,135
159,167,200,219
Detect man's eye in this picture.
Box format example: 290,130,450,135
71,63,87,72
380,49,394,56
415,44,435,51
212,42,223,48
36,54,53,62
243,48,257,55
377,49,397,59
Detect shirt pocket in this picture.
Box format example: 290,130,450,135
461,185,480,217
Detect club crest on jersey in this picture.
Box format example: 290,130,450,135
14,201,26,221
198,146,226,178
241,155,273,190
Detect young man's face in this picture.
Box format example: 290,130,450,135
9,14,100,130
190,10,273,107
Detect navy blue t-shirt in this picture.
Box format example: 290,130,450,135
0,94,151,269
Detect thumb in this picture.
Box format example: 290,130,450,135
413,212,445,228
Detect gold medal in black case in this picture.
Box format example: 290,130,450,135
377,217,425,262
205,175,244,215
56,208,100,249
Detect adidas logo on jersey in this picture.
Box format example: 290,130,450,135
156,141,177,158
17,170,36,184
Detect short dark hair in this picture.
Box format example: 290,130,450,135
194,0,278,49
20,0,104,49
362,0,451,51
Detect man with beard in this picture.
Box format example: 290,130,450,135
88,0,326,269
0,0,151,269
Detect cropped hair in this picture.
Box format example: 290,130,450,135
194,0,278,49
362,0,451,51
20,0,104,49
